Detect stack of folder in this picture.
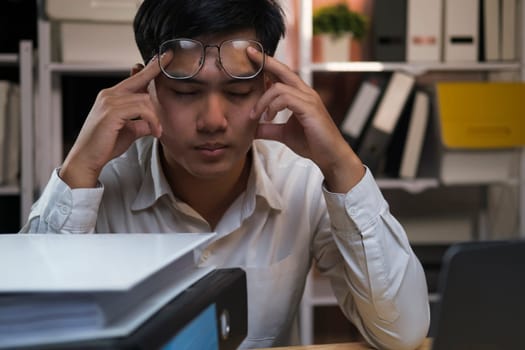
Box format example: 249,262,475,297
0,233,224,348
372,0,518,62
342,71,432,179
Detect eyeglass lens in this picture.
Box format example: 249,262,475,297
160,39,264,79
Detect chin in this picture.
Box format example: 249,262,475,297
186,163,236,180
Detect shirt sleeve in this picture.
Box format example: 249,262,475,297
19,169,104,233
315,167,430,350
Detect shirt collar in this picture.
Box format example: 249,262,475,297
131,138,172,211
131,138,284,212
247,140,284,212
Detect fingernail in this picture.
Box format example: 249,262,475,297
261,111,269,121
148,54,158,65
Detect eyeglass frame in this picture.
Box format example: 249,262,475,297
157,38,266,80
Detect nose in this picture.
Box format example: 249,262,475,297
196,92,228,133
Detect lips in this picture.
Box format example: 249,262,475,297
194,142,229,158
195,143,227,151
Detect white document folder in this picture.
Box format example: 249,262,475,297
483,0,501,61
0,233,216,348
440,149,520,185
443,0,479,62
406,0,443,62
399,90,430,179
341,80,381,142
45,0,144,64
46,0,142,22
501,0,517,60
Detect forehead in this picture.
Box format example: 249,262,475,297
191,28,258,46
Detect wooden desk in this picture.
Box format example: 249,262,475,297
258,338,432,350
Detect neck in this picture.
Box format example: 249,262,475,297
161,152,252,230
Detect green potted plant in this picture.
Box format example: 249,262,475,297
313,3,367,62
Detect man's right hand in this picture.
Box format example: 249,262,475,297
59,53,172,189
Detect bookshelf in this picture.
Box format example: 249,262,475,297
35,16,132,192
0,41,34,229
298,0,525,345
32,0,525,344
309,61,521,74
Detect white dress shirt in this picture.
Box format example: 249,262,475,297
22,137,430,350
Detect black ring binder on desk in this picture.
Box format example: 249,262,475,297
19,268,247,350
129,268,247,350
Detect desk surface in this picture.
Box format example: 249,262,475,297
259,338,432,350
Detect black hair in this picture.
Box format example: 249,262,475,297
134,0,286,63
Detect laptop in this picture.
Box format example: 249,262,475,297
431,239,525,350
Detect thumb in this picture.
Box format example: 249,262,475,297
255,123,285,142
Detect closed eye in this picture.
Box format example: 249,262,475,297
173,90,200,96
226,89,253,97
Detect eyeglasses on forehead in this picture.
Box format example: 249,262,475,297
158,38,265,80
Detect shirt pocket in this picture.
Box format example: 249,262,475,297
240,253,308,348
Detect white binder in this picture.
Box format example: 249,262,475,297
501,0,517,60
341,80,381,142
399,90,430,179
0,81,9,186
0,233,216,348
440,150,520,185
45,0,144,64
443,0,479,62
406,0,443,62
46,0,142,22
483,0,501,61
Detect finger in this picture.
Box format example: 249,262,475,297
247,47,304,88
121,118,155,140
250,82,307,121
116,51,173,93
119,108,162,138
118,96,163,138
262,95,300,123
100,94,163,138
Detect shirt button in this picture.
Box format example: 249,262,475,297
200,250,211,263
59,205,69,215
349,207,357,216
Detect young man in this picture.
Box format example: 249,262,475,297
22,0,430,348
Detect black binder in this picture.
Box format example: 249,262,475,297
19,268,247,350
372,0,407,61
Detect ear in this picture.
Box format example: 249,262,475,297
130,63,145,76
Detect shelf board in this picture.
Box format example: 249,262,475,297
0,185,20,195
429,293,441,303
307,274,338,306
47,61,521,75
376,177,518,191
0,54,19,66
305,272,441,306
46,62,132,75
307,61,521,74
376,178,439,193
